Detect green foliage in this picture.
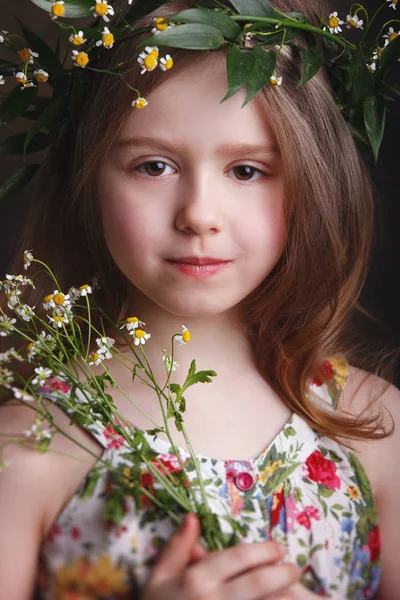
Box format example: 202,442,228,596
142,23,226,50
169,9,241,40
297,46,324,87
30,0,93,19
0,164,39,207
229,0,278,18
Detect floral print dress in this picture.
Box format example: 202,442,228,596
36,358,381,600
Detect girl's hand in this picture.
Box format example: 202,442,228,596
141,513,301,600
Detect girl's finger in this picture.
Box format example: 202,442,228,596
224,562,301,600
189,541,207,564
146,513,201,587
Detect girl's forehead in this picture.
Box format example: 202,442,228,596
120,56,277,152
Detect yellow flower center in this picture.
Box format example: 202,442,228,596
164,57,173,70
270,78,279,86
149,48,159,58
76,52,89,67
53,293,65,306
144,55,157,70
89,351,99,362
389,32,398,42
95,2,109,16
102,33,114,47
182,330,191,343
135,329,146,339
72,35,84,46
26,342,34,352
43,294,53,303
349,19,357,28
155,17,168,31
35,72,48,83
135,98,147,109
19,48,31,62
53,315,63,323
52,3,65,17
328,16,339,28
126,317,139,324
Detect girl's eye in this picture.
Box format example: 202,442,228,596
135,161,175,177
230,165,265,182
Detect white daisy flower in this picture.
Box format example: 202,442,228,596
0,30,8,44
0,368,13,386
95,26,115,49
24,422,53,441
159,54,174,71
15,71,27,85
67,286,80,303
151,17,174,34
69,30,86,46
51,290,71,309
175,325,191,345
137,46,159,74
368,62,377,73
0,75,5,85
47,313,69,328
132,329,151,346
269,74,282,86
96,336,115,359
72,50,89,68
383,27,400,46
78,284,92,296
91,0,115,23
120,317,145,332
0,348,23,364
34,69,49,84
50,1,65,20
23,249,33,269
6,290,21,311
31,366,53,386
5,274,35,289
132,97,148,109
0,316,16,336
18,48,39,65
14,304,35,322
11,387,34,402
346,14,363,29
88,351,105,366
327,12,344,34
387,0,398,9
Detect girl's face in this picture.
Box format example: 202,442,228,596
98,55,287,318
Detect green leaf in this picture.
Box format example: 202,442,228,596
223,45,254,101
169,9,241,40
348,452,376,509
318,485,335,498
363,95,385,164
0,85,37,126
375,35,400,85
229,0,278,18
125,0,167,21
0,132,50,155
16,17,63,76
24,95,66,153
141,23,225,50
297,553,307,568
297,46,324,87
244,45,276,105
350,51,373,105
30,0,93,19
0,164,40,207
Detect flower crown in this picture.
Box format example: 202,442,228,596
0,0,399,205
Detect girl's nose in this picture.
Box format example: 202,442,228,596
174,174,224,235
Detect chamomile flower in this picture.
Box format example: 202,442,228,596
69,30,86,46
368,62,377,73
96,336,115,359
14,304,35,323
95,27,115,49
50,1,65,20
387,0,398,8
159,54,174,71
120,317,145,332
23,250,33,269
0,368,13,386
132,97,148,109
11,387,34,402
72,50,89,68
4,274,35,289
0,348,23,364
175,326,191,345
47,313,70,329
88,351,104,366
0,75,5,85
162,353,179,372
132,329,151,346
372,47,384,62
34,69,49,84
327,12,344,34
18,48,39,64
31,366,53,386
269,74,282,86
383,27,400,45
346,14,363,29
24,422,53,441
15,72,27,85
137,46,159,74
78,284,92,296
0,31,8,44
91,0,115,23
151,17,174,34
52,290,71,309
0,316,16,336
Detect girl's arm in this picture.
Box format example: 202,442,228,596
343,369,400,600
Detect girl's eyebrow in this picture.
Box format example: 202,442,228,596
117,136,279,157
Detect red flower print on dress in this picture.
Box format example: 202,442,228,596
39,377,71,394
103,425,125,450
296,505,321,530
71,526,81,540
271,486,285,527
368,526,381,562
311,360,334,387
47,522,62,543
305,450,341,490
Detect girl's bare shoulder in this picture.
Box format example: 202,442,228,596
0,398,103,534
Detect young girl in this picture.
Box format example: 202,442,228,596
0,0,399,599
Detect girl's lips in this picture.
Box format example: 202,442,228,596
166,259,231,279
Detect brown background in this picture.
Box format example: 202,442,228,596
1,0,399,370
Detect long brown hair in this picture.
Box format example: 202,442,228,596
1,0,396,443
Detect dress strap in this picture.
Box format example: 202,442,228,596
36,376,110,449
310,356,349,410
